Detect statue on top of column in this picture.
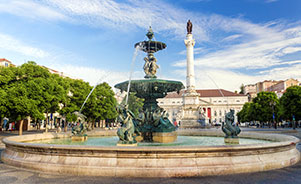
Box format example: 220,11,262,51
187,20,192,34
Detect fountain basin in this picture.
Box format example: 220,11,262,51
114,78,184,99
1,131,299,177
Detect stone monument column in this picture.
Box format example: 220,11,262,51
185,33,197,94
180,20,202,128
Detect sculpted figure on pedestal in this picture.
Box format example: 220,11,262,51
187,20,192,34
222,109,241,138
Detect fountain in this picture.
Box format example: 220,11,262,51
114,26,184,144
1,24,300,178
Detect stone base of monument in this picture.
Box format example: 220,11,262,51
71,136,88,142
224,138,239,144
153,132,177,143
180,119,203,129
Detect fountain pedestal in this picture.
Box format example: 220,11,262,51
153,132,177,143
224,138,239,144
71,136,88,142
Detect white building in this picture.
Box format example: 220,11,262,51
0,58,15,67
157,89,248,126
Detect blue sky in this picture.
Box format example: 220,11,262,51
0,0,301,91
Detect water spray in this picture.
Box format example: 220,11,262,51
125,43,143,105
79,74,109,113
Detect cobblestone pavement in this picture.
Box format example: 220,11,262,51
1,128,301,184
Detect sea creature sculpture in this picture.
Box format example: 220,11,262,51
71,112,88,136
222,109,241,138
116,105,138,144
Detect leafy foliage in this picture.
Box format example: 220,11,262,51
0,61,118,129
280,86,301,121
121,92,144,117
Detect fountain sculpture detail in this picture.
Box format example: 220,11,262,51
115,27,184,144
222,109,241,144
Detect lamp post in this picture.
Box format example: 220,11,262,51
293,115,296,130
270,101,276,129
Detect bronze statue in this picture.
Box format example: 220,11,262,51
222,109,241,138
116,105,137,144
143,53,159,78
71,111,88,136
187,20,192,34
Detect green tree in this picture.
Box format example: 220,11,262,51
253,92,279,123
59,78,90,125
280,86,301,121
82,82,118,128
239,84,245,94
121,92,144,117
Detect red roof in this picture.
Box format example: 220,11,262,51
0,58,12,63
165,89,246,98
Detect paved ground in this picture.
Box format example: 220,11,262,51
1,128,301,184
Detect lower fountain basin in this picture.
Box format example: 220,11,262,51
1,130,300,177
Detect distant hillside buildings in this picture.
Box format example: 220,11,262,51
244,78,300,100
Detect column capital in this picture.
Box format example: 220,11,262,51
184,39,195,47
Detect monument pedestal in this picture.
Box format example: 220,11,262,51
180,91,202,128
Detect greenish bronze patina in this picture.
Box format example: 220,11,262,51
222,109,241,138
115,28,184,143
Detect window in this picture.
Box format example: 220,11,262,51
4,62,8,67
219,110,222,116
236,100,240,102
214,111,217,116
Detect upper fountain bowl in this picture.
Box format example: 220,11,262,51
135,41,167,53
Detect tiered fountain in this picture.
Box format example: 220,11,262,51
1,26,299,178
115,27,184,144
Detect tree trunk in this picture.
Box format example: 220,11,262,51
92,120,95,130
64,120,67,132
19,119,23,135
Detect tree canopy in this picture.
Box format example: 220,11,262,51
280,86,301,121
0,62,118,131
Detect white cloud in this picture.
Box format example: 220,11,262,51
0,33,49,58
49,64,144,88
221,34,242,42
0,0,68,21
282,47,301,54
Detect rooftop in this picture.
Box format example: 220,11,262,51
165,89,246,98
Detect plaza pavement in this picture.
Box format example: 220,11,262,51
1,128,301,184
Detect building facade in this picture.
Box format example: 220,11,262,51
245,78,300,99
157,89,248,126
0,58,15,67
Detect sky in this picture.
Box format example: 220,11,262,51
0,0,301,92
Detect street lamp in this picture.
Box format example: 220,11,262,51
293,115,296,130
270,101,277,129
